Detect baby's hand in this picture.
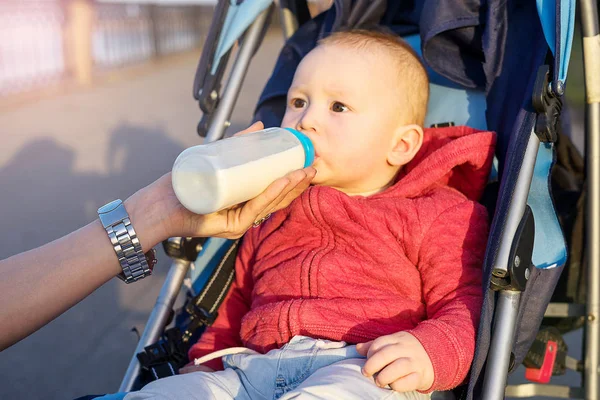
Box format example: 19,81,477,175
356,332,434,392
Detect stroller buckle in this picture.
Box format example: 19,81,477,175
136,328,190,383
182,305,219,343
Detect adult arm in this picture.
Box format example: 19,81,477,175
0,165,314,351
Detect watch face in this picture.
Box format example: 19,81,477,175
98,199,123,214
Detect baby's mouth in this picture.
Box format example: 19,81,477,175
313,153,321,164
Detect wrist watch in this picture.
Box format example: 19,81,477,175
98,199,156,284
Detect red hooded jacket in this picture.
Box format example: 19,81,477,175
189,126,496,391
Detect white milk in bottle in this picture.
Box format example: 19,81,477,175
171,127,314,214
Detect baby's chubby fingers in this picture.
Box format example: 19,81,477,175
374,357,415,388
388,371,421,393
358,334,408,374
362,337,396,360
361,342,407,378
356,340,373,357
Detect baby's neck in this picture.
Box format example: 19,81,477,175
329,180,396,197
324,167,402,197
348,184,392,197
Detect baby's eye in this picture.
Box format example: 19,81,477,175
331,101,349,113
291,98,307,109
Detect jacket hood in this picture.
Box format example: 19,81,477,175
385,126,496,201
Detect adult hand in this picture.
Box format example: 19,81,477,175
356,331,434,393
125,121,316,250
0,121,315,350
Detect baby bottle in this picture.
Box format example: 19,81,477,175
172,127,314,214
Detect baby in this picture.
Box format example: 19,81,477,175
127,29,495,399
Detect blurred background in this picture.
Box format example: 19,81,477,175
0,0,591,399
0,0,284,398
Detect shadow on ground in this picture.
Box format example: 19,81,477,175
0,123,187,399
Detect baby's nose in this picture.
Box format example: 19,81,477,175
297,110,319,134
297,123,313,134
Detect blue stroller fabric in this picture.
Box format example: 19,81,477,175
536,0,576,84
210,0,272,74
252,1,568,398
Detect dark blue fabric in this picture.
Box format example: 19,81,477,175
255,0,511,126
253,12,326,127
554,0,562,85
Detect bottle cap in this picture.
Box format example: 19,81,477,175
284,128,315,168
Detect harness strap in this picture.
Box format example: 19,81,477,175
182,239,240,343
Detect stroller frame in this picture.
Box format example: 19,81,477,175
119,1,600,399
118,6,272,391
581,4,600,399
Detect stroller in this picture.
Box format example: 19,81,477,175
113,0,600,399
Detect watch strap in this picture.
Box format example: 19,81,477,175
99,200,153,284
106,217,152,283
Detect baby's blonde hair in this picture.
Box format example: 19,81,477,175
318,29,429,126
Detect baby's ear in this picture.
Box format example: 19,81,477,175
387,124,424,167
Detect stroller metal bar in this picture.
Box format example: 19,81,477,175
493,132,540,277
205,8,271,143
119,259,192,392
566,355,583,372
544,302,586,317
481,290,521,400
581,0,599,33
505,383,585,398
581,0,600,398
586,102,600,400
119,8,271,392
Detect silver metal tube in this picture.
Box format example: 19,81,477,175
493,131,540,277
544,302,586,317
586,103,600,400
505,383,585,398
581,0,599,34
581,0,600,397
119,259,192,392
278,6,298,41
205,8,271,143
119,9,271,392
481,290,522,400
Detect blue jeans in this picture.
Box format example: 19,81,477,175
122,336,434,400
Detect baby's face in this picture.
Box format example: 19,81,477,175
281,44,406,195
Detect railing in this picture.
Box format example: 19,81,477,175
0,0,214,97
93,4,155,68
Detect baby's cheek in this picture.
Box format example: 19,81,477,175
346,153,379,177
280,112,295,128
